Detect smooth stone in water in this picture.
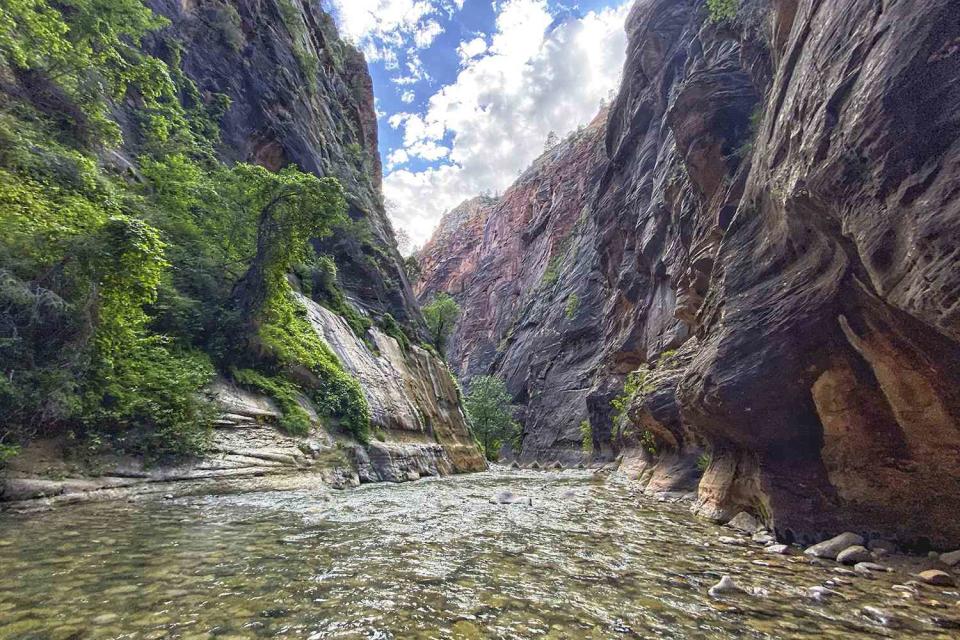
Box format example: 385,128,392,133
918,570,955,586
855,562,890,573
763,544,791,555
868,539,897,554
805,532,864,560
718,536,747,547
862,606,900,628
727,512,762,535
807,586,840,602
489,491,532,506
837,545,872,565
708,575,743,598
940,550,960,566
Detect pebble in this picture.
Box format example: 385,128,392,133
808,586,840,602
805,532,864,560
163,494,174,500
917,570,955,586
708,575,743,597
718,536,747,547
833,567,858,576
837,545,872,565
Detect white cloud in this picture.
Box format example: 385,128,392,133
386,148,410,170
456,36,488,66
400,90,416,103
384,0,631,246
413,19,444,49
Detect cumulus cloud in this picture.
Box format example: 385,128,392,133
456,36,488,66
400,90,415,103
384,0,631,245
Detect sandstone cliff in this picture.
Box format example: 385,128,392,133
0,0,484,505
419,0,960,547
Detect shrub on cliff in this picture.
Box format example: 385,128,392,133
422,292,460,357
0,0,370,456
464,375,518,461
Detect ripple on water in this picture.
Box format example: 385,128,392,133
0,470,958,639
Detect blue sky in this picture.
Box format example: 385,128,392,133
325,0,632,248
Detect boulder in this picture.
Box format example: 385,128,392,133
836,545,873,565
805,533,865,560
918,570,955,586
940,550,960,567
727,512,762,535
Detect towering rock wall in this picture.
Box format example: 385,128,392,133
419,0,960,546
145,0,484,475
146,0,422,328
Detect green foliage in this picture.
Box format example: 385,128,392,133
378,313,410,352
580,420,593,455
403,254,421,283
0,0,372,459
610,369,647,428
258,290,370,443
308,254,372,339
464,375,518,461
707,0,738,22
422,292,460,356
564,293,580,319
0,442,21,467
276,0,317,92
541,253,562,288
232,368,312,436
697,451,712,471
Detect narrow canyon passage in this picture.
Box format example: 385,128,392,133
2,470,958,639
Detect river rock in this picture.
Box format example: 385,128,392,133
727,512,762,535
837,545,872,565
868,539,897,554
855,562,891,575
708,575,742,597
718,536,747,547
763,544,791,555
805,533,865,560
940,550,960,566
808,586,840,602
918,570,955,586
489,491,532,506
752,532,776,545
862,606,900,628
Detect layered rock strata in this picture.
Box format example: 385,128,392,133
419,0,960,547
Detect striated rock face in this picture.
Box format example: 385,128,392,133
299,294,486,475
146,0,422,329
419,0,960,546
418,112,612,464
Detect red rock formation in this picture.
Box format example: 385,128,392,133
420,0,960,547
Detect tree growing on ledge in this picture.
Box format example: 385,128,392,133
422,292,459,356
464,375,518,461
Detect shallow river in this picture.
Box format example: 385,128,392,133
1,469,958,639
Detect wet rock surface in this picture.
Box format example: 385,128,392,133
417,0,960,546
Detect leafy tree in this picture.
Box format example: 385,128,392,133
422,292,460,356
706,0,738,22
464,375,518,461
403,254,422,283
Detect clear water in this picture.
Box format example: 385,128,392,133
1,469,958,639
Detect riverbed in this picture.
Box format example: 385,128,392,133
1,469,958,639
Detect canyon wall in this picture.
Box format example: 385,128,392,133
0,0,483,505
418,0,960,547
